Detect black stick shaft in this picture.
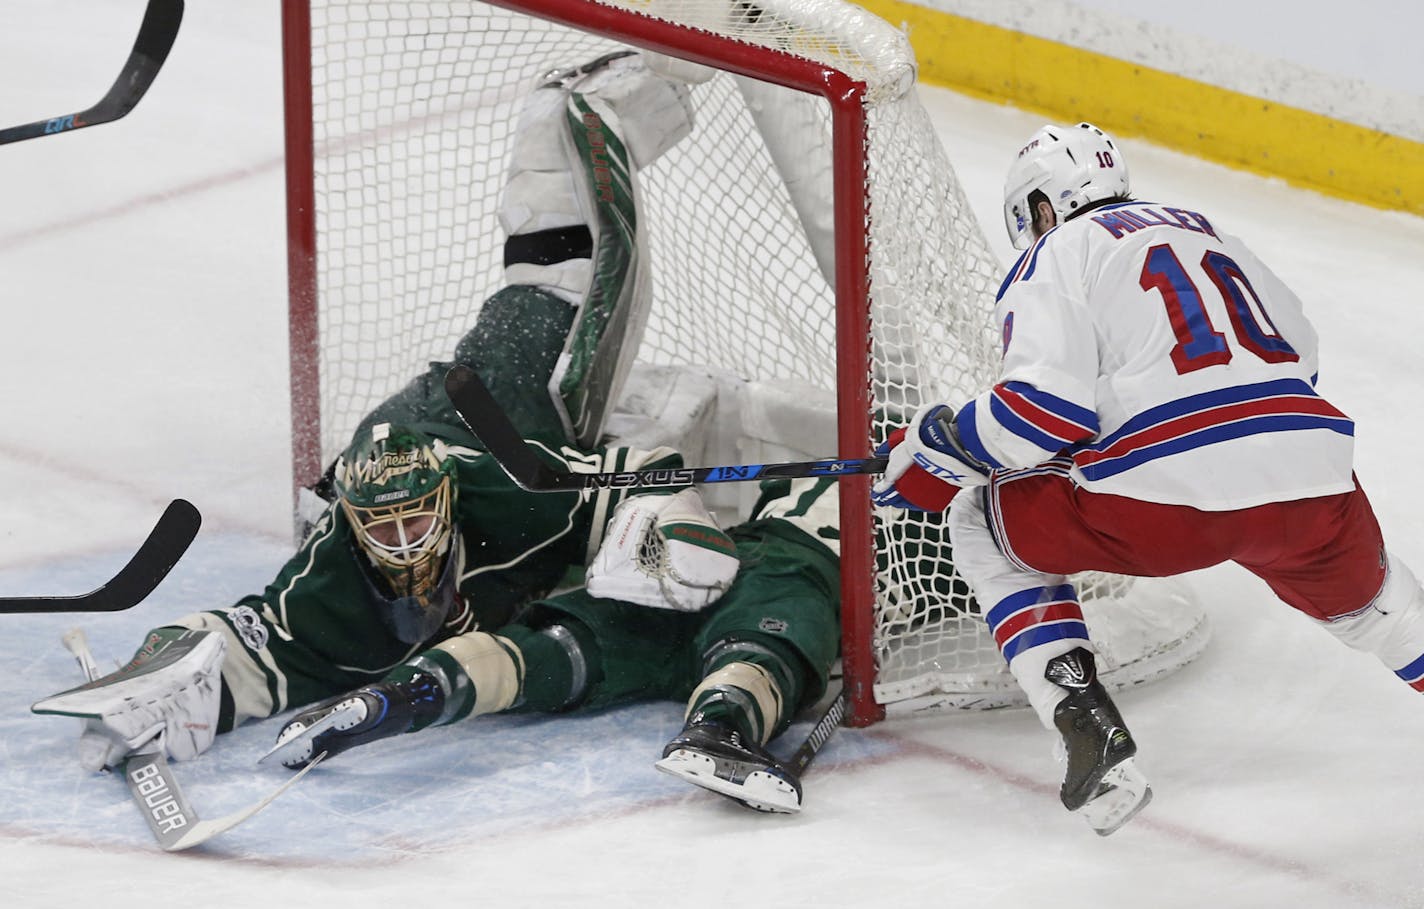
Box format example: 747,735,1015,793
785,685,846,778
444,364,886,493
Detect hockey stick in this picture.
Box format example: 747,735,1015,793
783,682,846,779
58,627,323,851
0,499,201,614
0,0,184,147
444,364,887,492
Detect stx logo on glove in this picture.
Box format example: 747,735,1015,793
871,404,992,512
912,450,974,484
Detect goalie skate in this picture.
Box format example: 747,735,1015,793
261,671,445,769
654,720,802,814
260,695,372,769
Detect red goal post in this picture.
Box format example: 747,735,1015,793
280,0,1208,728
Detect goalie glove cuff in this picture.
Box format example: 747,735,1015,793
587,488,740,611
33,628,226,770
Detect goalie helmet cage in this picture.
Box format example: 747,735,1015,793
280,0,1209,727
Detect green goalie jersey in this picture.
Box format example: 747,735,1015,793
169,285,687,731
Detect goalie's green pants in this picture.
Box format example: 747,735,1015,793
506,507,841,734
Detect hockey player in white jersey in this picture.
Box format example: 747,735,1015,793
872,122,1424,835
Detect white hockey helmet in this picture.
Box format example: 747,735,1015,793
1002,122,1130,249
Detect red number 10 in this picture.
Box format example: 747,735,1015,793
1139,244,1298,375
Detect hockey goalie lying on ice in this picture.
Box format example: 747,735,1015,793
33,51,842,817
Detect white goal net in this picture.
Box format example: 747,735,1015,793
281,0,1208,723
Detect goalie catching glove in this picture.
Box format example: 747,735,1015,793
871,404,992,512
32,628,225,771
587,488,740,611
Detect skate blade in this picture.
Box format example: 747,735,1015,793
1076,758,1151,836
654,749,801,814
257,699,363,767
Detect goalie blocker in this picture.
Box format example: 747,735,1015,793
586,488,741,612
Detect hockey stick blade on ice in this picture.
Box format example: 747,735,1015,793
0,499,201,613
444,364,887,492
0,0,184,146
59,626,324,851
154,753,325,852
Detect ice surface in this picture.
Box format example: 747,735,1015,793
2,3,1423,907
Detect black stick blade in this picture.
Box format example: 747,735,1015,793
0,0,184,146
444,364,575,492
0,499,201,614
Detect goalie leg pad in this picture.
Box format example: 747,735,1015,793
498,54,675,297
33,628,225,770
567,52,695,168
508,52,692,445
500,82,596,300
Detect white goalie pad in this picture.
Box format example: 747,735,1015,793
571,53,697,169
734,75,837,286
33,629,225,770
587,488,741,612
498,52,696,447
642,50,718,85
605,363,840,525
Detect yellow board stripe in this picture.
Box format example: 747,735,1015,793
858,0,1423,216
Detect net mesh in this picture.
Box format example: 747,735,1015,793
296,0,1207,712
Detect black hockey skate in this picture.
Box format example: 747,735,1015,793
655,719,802,814
259,672,444,770
1046,648,1152,835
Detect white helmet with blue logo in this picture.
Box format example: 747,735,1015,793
1002,122,1130,250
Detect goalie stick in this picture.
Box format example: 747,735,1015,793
0,499,201,614
784,682,846,780
59,627,323,852
0,0,184,147
444,364,888,492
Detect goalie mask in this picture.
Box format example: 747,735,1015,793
335,423,460,643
